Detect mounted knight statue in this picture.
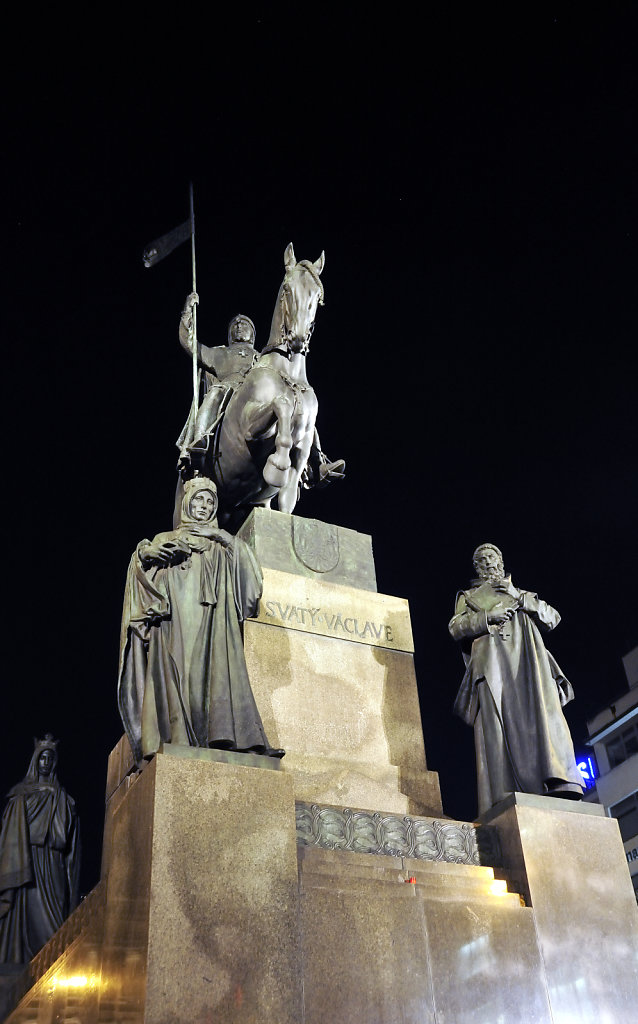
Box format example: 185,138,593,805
176,243,344,529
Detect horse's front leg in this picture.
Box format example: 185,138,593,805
277,431,313,513
262,393,294,488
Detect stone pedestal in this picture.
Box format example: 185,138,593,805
237,507,377,591
298,845,553,1024
6,773,638,1022
101,749,301,1023
4,512,638,1023
4,747,301,1024
482,792,638,1021
239,510,442,817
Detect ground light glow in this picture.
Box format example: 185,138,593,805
488,879,508,897
48,974,100,993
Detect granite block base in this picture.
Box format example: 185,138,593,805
5,769,638,1024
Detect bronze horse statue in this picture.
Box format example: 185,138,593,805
178,243,343,528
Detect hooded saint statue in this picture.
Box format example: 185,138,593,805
0,735,80,963
118,477,283,763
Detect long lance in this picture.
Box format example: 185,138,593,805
189,182,198,420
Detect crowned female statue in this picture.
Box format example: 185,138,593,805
118,477,283,763
0,736,80,963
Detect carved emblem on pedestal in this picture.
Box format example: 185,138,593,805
292,519,340,573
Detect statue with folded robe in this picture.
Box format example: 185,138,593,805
118,476,284,763
449,543,583,815
0,736,80,963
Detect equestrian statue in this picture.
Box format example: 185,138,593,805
176,243,344,529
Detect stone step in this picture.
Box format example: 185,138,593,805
299,844,524,908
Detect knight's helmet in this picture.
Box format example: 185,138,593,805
228,315,256,346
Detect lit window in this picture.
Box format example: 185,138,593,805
610,792,638,843
606,722,638,768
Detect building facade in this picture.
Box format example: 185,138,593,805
584,646,638,903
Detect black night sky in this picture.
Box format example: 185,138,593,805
3,5,636,892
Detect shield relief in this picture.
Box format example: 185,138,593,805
292,519,340,573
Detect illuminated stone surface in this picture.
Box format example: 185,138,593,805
5,514,637,1022
252,566,413,650
483,792,638,1021
242,559,441,817
244,623,441,815
298,847,552,1024
6,757,638,1022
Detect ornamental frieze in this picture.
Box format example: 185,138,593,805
295,802,501,867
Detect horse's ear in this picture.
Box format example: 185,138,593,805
313,251,325,275
284,242,296,270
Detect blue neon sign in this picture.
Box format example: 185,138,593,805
576,754,598,790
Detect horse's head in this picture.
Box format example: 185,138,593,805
268,242,325,356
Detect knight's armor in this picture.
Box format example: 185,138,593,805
178,314,258,472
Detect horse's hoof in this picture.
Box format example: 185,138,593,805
263,461,290,487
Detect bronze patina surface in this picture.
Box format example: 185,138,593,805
118,477,283,764
177,310,259,469
176,244,344,528
0,737,80,964
449,542,584,814
296,801,501,866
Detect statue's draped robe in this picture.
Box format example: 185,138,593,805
118,525,269,763
0,775,79,963
449,582,583,815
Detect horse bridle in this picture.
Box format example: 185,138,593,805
278,262,324,356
